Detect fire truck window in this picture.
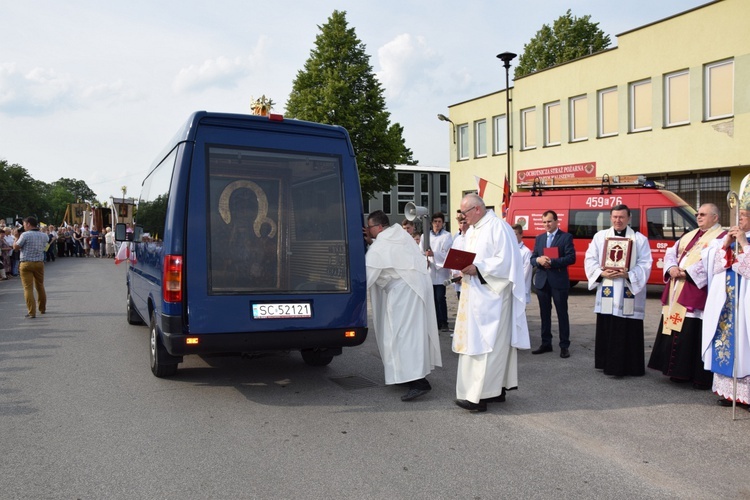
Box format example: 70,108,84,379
570,209,640,239
648,207,697,241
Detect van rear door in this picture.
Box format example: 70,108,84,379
183,117,366,338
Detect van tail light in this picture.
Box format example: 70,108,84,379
163,255,183,303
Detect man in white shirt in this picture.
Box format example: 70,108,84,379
421,212,453,332
512,224,532,304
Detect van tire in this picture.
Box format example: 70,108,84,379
127,289,144,325
301,348,334,367
569,281,579,288
150,311,178,377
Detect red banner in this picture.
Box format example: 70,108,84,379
516,162,596,183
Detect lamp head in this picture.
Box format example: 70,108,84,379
496,51,517,69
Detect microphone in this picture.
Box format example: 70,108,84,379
443,276,462,286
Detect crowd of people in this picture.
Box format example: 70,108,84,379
0,220,117,281
363,192,750,414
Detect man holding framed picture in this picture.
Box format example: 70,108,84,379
584,204,652,377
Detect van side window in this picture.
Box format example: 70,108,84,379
207,146,349,294
136,148,176,242
647,206,697,240
569,209,641,238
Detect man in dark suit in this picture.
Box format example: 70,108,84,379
530,210,576,358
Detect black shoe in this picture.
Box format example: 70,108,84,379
440,324,450,332
455,399,487,412
481,394,506,403
532,344,553,355
401,388,429,401
560,348,570,358
717,398,733,407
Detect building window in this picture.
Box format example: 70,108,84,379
569,95,588,142
629,79,652,132
521,107,536,150
544,101,561,146
651,171,731,226
382,192,392,214
396,172,415,215
664,70,689,127
598,87,618,138
493,114,507,154
458,124,469,160
705,59,734,120
420,173,429,208
474,120,487,158
439,174,448,214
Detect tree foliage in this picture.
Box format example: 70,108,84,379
0,159,97,224
515,10,611,79
52,178,97,204
285,10,415,200
0,160,44,220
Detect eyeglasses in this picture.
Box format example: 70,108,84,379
696,212,715,217
367,223,381,229
459,206,476,216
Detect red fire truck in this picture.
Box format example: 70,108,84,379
506,175,698,286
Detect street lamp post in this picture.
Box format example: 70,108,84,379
496,52,517,188
437,113,456,144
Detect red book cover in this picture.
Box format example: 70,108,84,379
543,246,559,258
443,248,476,270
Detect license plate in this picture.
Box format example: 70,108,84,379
252,302,312,319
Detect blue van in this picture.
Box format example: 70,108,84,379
116,111,368,377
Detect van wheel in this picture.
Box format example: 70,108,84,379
150,311,178,377
301,349,334,367
127,289,144,325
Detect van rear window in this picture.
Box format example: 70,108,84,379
206,146,349,294
568,209,640,238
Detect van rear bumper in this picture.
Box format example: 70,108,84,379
161,327,368,356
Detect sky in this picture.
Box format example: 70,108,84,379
0,0,710,203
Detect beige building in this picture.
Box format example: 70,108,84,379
444,0,749,225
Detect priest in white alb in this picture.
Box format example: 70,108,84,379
452,194,530,413
364,210,442,402
584,204,652,377
702,196,750,407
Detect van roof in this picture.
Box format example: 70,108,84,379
146,111,353,180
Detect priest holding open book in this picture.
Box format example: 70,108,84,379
449,194,530,412
530,210,576,358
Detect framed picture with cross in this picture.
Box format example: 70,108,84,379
601,237,633,272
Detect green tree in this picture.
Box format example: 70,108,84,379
515,10,611,79
285,10,415,200
0,160,44,219
45,183,78,224
53,177,97,204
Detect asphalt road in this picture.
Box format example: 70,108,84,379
1,257,749,499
